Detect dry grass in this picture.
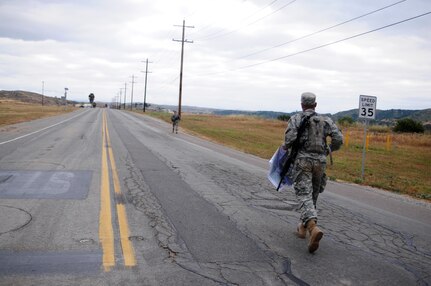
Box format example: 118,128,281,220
144,111,431,201
0,99,76,126
335,126,431,199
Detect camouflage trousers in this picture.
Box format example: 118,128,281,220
292,157,327,225
172,121,179,133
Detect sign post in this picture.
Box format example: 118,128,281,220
358,95,377,180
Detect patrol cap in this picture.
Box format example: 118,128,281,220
301,92,316,105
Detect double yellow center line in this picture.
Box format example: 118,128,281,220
99,111,136,271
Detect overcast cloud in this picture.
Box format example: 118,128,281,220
1,0,430,113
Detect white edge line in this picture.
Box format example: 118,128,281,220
0,109,89,146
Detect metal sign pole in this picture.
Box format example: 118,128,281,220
361,119,369,180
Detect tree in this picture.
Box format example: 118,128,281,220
393,118,424,133
277,114,290,122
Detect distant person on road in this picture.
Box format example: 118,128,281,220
171,111,180,134
89,93,95,107
283,92,343,253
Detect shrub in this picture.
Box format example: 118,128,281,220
277,114,290,122
393,118,424,133
337,116,354,126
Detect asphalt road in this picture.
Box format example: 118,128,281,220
0,108,430,286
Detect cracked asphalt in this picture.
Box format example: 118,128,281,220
0,108,430,285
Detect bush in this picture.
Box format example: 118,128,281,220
337,116,354,126
393,118,424,133
277,114,290,121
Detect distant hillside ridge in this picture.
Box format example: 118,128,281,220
4,90,429,123
153,103,430,123
331,108,431,124
213,108,431,124
213,110,295,119
0,90,77,105
154,105,296,119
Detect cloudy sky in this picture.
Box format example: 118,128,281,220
1,0,430,113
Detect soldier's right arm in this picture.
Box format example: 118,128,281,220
284,114,301,149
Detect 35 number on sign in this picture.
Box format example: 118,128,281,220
360,107,374,118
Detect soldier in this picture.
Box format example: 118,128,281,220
89,93,95,108
171,111,181,134
283,92,343,253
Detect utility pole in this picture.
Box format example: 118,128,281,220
173,19,194,117
64,87,68,108
130,75,136,111
141,58,152,112
41,81,44,106
123,82,127,110
118,88,122,109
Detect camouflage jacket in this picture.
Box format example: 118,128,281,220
284,109,343,163
171,114,180,123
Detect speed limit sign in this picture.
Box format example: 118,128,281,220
359,95,377,120
358,94,377,180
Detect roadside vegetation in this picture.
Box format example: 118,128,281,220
144,111,431,201
0,99,75,126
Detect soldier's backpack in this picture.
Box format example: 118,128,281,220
302,114,326,154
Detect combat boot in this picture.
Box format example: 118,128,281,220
306,219,323,253
296,222,306,239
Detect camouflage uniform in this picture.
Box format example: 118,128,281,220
284,106,343,226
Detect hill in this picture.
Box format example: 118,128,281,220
0,90,77,105
331,108,431,125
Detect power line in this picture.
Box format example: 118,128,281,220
236,11,431,70
199,0,297,41
192,0,278,40
238,0,408,59
208,0,297,40
195,11,430,77
184,0,243,37
157,74,180,87
247,0,297,26
243,0,280,22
